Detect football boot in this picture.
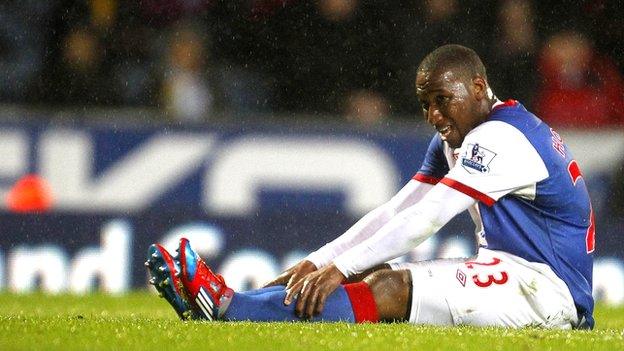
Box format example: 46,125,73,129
145,243,199,320
178,237,234,320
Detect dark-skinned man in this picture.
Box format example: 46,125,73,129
146,44,594,329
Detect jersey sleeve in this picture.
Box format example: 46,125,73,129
332,181,476,276
441,121,548,206
304,179,433,268
413,134,450,185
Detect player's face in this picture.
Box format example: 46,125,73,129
416,69,482,149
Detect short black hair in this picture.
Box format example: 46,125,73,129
418,44,487,81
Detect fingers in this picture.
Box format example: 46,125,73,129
262,277,284,288
285,272,300,290
296,281,327,319
286,264,316,290
266,260,317,289
314,291,329,317
305,286,320,319
263,269,292,288
284,279,304,306
284,270,313,303
295,278,326,319
288,264,344,319
295,279,312,318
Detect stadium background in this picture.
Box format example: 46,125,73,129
0,0,623,306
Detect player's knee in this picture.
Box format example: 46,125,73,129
364,269,411,321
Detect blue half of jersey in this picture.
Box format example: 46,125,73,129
484,103,594,328
418,133,450,180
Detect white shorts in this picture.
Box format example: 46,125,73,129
389,248,578,329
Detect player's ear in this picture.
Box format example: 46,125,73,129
472,77,487,100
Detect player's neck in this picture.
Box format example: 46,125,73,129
484,86,499,115
475,97,496,123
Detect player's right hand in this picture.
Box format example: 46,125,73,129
262,260,317,291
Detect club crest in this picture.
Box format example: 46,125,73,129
461,143,496,174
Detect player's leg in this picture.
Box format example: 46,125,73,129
388,258,466,325
223,282,361,322
361,269,412,321
390,249,579,328
451,249,578,328
226,268,407,322
177,238,413,323
177,238,366,322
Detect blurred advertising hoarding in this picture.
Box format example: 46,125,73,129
0,121,622,304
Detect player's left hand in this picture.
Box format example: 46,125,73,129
284,263,346,319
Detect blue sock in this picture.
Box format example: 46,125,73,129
223,286,355,322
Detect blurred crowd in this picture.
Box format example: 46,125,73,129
2,0,624,127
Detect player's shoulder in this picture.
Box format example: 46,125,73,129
458,114,547,176
463,100,539,150
454,111,548,184
487,100,544,134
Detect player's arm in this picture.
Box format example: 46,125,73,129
332,183,475,276
265,134,446,289
263,179,434,288
305,178,435,268
286,183,476,316
295,134,448,272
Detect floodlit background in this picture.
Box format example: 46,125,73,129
0,1,622,304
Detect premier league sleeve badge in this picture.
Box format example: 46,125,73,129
461,143,497,174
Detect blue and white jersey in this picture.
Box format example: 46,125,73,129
414,100,595,328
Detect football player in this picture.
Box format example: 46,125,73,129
146,44,594,329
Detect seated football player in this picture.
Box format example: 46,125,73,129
146,44,594,329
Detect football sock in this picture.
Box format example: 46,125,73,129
222,282,379,323
343,282,380,323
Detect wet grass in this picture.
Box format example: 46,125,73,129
0,292,622,351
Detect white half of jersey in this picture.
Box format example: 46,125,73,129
443,120,549,247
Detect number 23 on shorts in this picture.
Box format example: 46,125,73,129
464,257,508,288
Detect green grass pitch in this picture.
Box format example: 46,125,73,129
0,292,623,351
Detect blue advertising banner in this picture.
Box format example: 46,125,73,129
0,121,622,304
